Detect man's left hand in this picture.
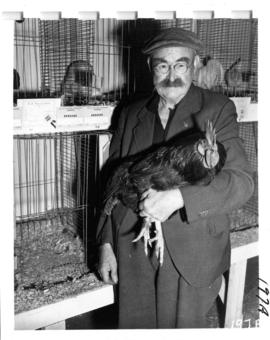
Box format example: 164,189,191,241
139,188,184,222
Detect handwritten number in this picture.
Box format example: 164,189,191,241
257,278,269,317
258,303,269,317
258,277,268,285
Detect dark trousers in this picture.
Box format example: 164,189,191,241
116,211,222,329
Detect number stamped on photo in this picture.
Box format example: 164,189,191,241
231,318,260,328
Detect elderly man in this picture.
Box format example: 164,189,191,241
96,27,254,328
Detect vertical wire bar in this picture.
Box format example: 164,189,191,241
43,21,48,98
86,21,90,103
43,135,48,221
113,20,117,103
16,138,24,277
71,20,75,104
47,135,51,222
63,19,67,102
54,133,59,215
29,136,35,233
77,134,82,209
84,133,90,263
57,19,61,98
39,20,44,97
107,19,111,103
35,138,39,230
25,138,30,236
60,133,64,225
64,133,68,222
50,135,54,219
36,138,41,231
65,133,69,223
53,20,57,97
33,137,37,228
77,133,84,255
34,19,39,98
120,20,124,99
88,21,92,98
30,138,34,222
22,20,26,98
28,19,33,95
79,19,83,104
96,20,99,97
72,133,76,225
103,19,105,98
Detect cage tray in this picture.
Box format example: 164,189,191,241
14,220,102,314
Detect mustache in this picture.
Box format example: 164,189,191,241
157,78,185,88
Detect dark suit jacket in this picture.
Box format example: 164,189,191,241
97,84,254,287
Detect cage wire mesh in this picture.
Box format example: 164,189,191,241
14,19,41,103
228,121,258,231
14,132,100,254
13,18,258,310
39,18,130,105
196,19,258,101
14,131,106,313
14,18,258,102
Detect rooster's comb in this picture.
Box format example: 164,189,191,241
202,120,219,169
205,120,217,148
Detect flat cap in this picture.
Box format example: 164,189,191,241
142,27,203,55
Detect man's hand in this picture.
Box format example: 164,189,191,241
98,243,118,285
139,188,184,222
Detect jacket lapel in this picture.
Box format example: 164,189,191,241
128,101,156,155
166,84,203,140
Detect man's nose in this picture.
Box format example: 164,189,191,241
168,66,177,81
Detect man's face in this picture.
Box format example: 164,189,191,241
150,46,196,103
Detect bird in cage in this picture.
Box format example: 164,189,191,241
103,121,227,265
61,60,102,105
224,57,242,96
195,56,224,92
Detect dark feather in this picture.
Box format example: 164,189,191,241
103,124,226,215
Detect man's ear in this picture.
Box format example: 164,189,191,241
193,55,201,71
192,54,202,82
147,57,152,72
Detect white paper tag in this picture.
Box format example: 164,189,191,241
17,98,61,131
230,97,254,122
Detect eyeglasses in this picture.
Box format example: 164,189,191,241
152,61,191,75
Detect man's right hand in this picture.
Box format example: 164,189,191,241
98,243,118,285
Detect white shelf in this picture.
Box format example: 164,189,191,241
15,284,114,330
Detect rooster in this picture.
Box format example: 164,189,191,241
103,121,226,265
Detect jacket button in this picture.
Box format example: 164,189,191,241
183,121,189,128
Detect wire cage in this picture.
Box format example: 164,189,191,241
14,131,110,312
229,121,258,231
14,132,100,238
14,18,131,105
13,18,258,315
